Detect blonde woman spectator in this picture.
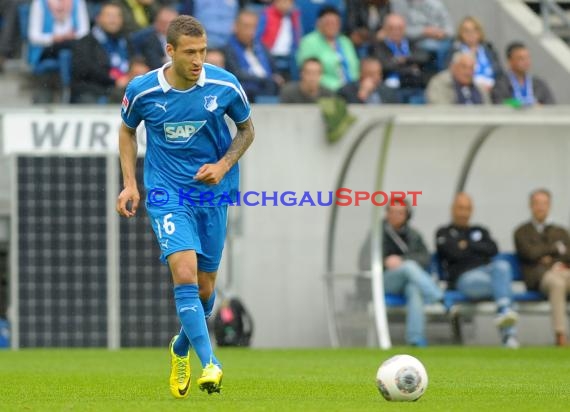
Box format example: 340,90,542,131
446,16,502,91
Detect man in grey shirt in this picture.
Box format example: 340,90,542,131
280,58,335,103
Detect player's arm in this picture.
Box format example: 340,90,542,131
195,118,255,185
116,122,140,217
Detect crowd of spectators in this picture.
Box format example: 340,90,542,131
0,0,557,105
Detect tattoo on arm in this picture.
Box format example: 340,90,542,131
223,118,255,169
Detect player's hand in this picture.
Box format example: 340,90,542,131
194,161,229,185
116,185,140,218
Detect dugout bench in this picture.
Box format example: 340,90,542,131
359,253,565,345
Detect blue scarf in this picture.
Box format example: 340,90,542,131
334,37,352,83
508,71,534,106
461,44,494,82
384,39,411,58
92,26,129,74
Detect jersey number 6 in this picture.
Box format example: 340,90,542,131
155,213,176,238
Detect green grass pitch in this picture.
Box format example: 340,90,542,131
1,347,569,411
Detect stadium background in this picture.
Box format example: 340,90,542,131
1,0,570,350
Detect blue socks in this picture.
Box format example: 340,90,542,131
173,285,219,367
173,290,217,356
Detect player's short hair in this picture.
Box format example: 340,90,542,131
506,41,527,59
167,15,206,47
529,188,551,203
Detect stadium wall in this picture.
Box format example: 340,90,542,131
1,105,570,348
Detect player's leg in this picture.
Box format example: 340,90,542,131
172,271,217,356
169,251,221,367
194,206,228,393
198,271,218,318
146,206,204,398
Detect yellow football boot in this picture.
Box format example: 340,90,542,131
197,362,223,394
169,335,191,399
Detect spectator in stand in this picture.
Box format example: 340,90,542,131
297,6,359,92
295,0,345,35
0,0,26,72
130,6,178,70
345,0,392,57
371,13,430,104
205,48,226,68
514,189,570,347
436,192,520,349
28,0,90,103
181,0,239,49
426,52,490,105
446,16,502,92
280,57,334,103
337,57,399,104
359,201,443,347
115,0,159,34
71,1,144,103
491,42,555,106
390,0,453,71
225,9,283,102
256,0,303,80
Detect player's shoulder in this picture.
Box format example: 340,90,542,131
126,68,162,96
203,63,241,87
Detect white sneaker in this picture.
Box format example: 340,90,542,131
494,309,518,328
503,335,520,349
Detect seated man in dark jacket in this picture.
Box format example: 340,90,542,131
71,2,144,104
514,189,570,346
337,57,399,104
224,9,283,102
491,41,555,106
130,6,178,70
360,201,442,347
436,192,519,348
371,13,431,103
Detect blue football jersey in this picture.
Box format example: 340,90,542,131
121,62,251,206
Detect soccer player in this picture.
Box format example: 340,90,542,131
116,15,254,397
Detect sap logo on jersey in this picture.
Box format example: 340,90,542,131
164,121,206,143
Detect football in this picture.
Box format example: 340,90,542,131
375,354,428,401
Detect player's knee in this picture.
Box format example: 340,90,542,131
171,265,198,285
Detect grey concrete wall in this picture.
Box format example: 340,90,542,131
442,0,570,103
